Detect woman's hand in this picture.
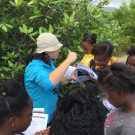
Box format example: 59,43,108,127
66,52,77,64
70,71,78,81
34,126,50,135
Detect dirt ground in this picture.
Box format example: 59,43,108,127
115,53,127,63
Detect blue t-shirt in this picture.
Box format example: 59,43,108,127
24,59,60,123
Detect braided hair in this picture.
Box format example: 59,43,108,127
0,79,30,126
51,82,107,135
98,63,135,94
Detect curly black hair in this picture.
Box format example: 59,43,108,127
127,46,135,56
91,40,114,57
50,82,107,135
98,63,135,94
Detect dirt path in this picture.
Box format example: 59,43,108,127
116,53,127,63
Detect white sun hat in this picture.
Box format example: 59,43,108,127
35,33,63,53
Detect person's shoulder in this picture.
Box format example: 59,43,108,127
111,56,118,63
25,59,48,72
87,54,94,59
27,59,48,68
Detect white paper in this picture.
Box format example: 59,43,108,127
74,69,90,82
32,108,44,113
102,99,115,111
77,63,98,80
64,66,77,77
23,113,48,135
64,63,98,83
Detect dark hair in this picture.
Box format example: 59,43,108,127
127,46,135,56
98,63,135,94
82,33,97,45
91,40,114,57
51,83,107,135
26,52,50,65
0,79,30,126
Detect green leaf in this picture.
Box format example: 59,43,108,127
11,72,15,78
2,25,7,32
27,1,33,5
8,60,14,67
55,35,61,38
14,0,22,6
29,15,42,20
39,27,43,34
28,27,33,34
29,36,36,41
29,31,38,37
50,1,61,4
5,24,13,29
70,11,75,21
23,24,27,34
45,18,48,24
19,27,24,33
1,56,9,60
15,65,24,71
2,67,11,72
9,1,16,6
13,62,17,69
39,2,46,7
63,12,69,19
14,0,18,5
14,54,19,58
48,24,53,33
11,51,15,57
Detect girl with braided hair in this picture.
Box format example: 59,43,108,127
98,63,135,135
49,82,107,135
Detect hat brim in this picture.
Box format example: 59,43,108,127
35,43,63,53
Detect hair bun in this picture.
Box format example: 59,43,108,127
83,33,89,39
127,46,135,55
2,79,20,97
91,33,97,40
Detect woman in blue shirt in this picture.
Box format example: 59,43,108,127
24,33,77,125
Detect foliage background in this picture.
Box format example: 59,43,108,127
0,0,133,86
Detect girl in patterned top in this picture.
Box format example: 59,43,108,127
98,63,135,135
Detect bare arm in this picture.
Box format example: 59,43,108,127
49,52,77,86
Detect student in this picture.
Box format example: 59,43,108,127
81,33,97,67
87,40,117,84
0,79,33,135
49,83,107,135
126,46,135,70
0,79,50,135
90,40,117,72
24,33,77,125
98,63,135,135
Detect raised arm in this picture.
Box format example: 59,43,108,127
49,52,77,85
